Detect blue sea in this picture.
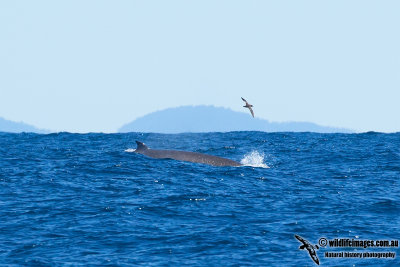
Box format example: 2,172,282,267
1,132,399,266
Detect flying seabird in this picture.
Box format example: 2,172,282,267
294,235,320,265
241,97,254,118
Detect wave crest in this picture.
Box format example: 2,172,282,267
240,151,269,168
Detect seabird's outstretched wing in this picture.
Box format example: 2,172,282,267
241,97,248,104
307,248,320,265
295,235,310,246
248,106,254,117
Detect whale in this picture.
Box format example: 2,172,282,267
134,141,242,167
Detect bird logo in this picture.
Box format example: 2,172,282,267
294,235,320,265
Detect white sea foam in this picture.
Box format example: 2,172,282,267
124,148,136,152
240,150,269,168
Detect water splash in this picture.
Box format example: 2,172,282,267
240,150,269,168
124,148,136,152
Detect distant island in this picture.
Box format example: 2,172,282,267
119,106,352,133
0,117,48,133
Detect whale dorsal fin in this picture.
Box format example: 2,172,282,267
136,141,149,151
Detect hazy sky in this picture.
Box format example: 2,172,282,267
1,1,399,133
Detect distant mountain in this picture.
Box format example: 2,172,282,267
119,106,352,133
0,117,48,133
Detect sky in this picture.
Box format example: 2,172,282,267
0,1,399,133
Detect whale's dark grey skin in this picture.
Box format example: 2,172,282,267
134,141,242,167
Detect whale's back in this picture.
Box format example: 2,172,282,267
135,141,241,167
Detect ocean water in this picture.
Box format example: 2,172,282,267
0,131,399,266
